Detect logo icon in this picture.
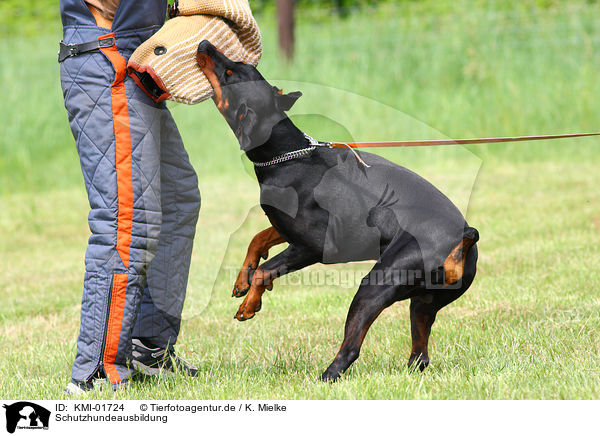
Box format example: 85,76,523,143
2,402,50,434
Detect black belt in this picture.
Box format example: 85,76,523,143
58,38,115,63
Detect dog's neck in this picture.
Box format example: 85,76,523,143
244,117,309,164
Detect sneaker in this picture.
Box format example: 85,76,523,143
64,378,126,397
130,339,198,377
64,380,96,397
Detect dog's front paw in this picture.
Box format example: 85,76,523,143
232,265,256,297
232,284,250,298
234,297,262,321
234,309,255,321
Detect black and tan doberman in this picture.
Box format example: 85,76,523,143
196,40,479,382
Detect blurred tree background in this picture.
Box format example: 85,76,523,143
0,0,591,37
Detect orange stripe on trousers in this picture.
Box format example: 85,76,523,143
103,274,128,384
98,34,133,384
99,33,133,270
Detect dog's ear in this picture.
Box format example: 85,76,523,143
235,103,253,150
235,103,280,150
275,90,302,112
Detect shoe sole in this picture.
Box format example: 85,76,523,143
64,382,88,397
64,378,116,397
131,360,173,378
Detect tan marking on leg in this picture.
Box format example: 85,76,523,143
233,227,285,296
235,269,274,321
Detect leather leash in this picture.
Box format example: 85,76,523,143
254,132,600,168
328,132,600,149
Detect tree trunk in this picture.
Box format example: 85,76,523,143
276,0,295,61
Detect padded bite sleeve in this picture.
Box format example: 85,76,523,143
127,0,262,104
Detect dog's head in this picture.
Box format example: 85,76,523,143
196,40,301,150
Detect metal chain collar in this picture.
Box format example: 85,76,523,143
253,133,331,167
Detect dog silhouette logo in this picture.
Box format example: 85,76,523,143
2,402,50,433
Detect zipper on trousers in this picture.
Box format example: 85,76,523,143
86,274,114,382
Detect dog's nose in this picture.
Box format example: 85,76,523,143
197,41,217,69
197,40,214,55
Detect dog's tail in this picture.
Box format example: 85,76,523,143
442,226,479,286
463,226,479,245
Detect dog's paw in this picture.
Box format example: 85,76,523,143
407,353,430,372
234,310,255,321
232,285,250,298
232,265,255,297
318,370,340,383
234,299,261,321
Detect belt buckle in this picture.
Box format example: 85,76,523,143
58,40,69,62
98,37,115,48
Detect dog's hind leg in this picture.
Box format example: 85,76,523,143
319,279,398,382
319,238,425,382
233,227,286,297
235,245,318,321
408,242,478,371
408,290,464,372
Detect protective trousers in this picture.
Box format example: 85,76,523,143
60,0,201,384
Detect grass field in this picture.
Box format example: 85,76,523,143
1,1,600,399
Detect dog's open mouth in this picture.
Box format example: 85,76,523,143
127,62,171,103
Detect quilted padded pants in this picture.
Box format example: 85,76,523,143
60,0,200,384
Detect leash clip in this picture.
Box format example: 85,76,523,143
304,133,332,148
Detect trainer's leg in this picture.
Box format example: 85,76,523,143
62,40,163,385
132,109,201,349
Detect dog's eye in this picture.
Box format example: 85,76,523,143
226,69,233,76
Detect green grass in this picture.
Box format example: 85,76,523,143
1,1,600,399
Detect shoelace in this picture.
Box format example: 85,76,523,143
149,347,196,371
